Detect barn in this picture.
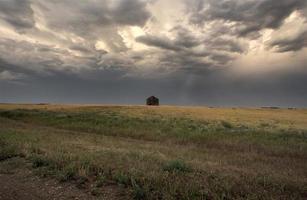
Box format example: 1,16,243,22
146,96,159,106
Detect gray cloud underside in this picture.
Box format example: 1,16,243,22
0,0,306,76
0,0,154,73
37,0,151,39
188,0,307,51
136,26,245,68
189,0,306,35
1,66,307,107
270,30,307,52
0,0,34,31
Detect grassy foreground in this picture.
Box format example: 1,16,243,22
0,104,307,199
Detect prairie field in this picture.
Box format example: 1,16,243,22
0,104,307,199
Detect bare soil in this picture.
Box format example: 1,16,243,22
0,158,128,200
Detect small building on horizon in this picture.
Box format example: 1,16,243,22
146,96,159,106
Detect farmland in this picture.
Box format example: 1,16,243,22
0,104,307,199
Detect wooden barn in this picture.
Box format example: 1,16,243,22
146,96,159,106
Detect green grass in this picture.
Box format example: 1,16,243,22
1,109,306,146
0,105,307,199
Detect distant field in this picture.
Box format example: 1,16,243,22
1,104,307,199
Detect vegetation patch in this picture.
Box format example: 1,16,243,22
114,172,130,186
163,160,191,173
95,174,106,187
131,179,146,200
0,140,21,161
221,120,233,129
31,155,52,168
56,166,77,182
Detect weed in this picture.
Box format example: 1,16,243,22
0,141,20,161
90,187,101,196
95,174,106,187
132,179,146,200
76,176,88,189
221,121,233,129
0,110,28,119
31,155,51,168
57,166,76,182
163,160,191,173
114,172,130,186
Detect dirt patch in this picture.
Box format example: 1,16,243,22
0,158,129,200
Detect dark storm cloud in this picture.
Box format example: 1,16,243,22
136,26,208,52
0,38,101,75
205,37,246,53
24,0,153,54
180,70,307,107
135,35,231,70
0,0,153,75
269,30,307,52
136,28,243,69
69,45,93,54
0,0,34,31
188,0,307,37
153,49,229,73
1,64,307,107
0,70,22,82
37,0,151,39
111,0,152,26
0,57,28,82
0,58,28,75
171,26,201,48
136,35,183,51
0,70,26,81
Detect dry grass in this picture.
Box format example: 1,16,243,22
0,104,307,199
1,103,306,129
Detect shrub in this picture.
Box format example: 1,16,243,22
132,179,146,200
0,110,28,119
163,160,191,173
95,174,106,187
221,121,233,129
57,166,76,182
90,187,101,196
114,172,130,186
31,155,51,168
0,141,20,161
76,176,89,189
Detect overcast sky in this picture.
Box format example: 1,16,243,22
0,0,306,107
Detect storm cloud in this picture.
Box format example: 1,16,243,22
188,0,307,37
0,0,306,107
270,29,307,52
0,0,34,31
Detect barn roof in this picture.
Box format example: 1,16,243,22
147,96,158,99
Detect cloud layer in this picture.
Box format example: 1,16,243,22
0,0,306,106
